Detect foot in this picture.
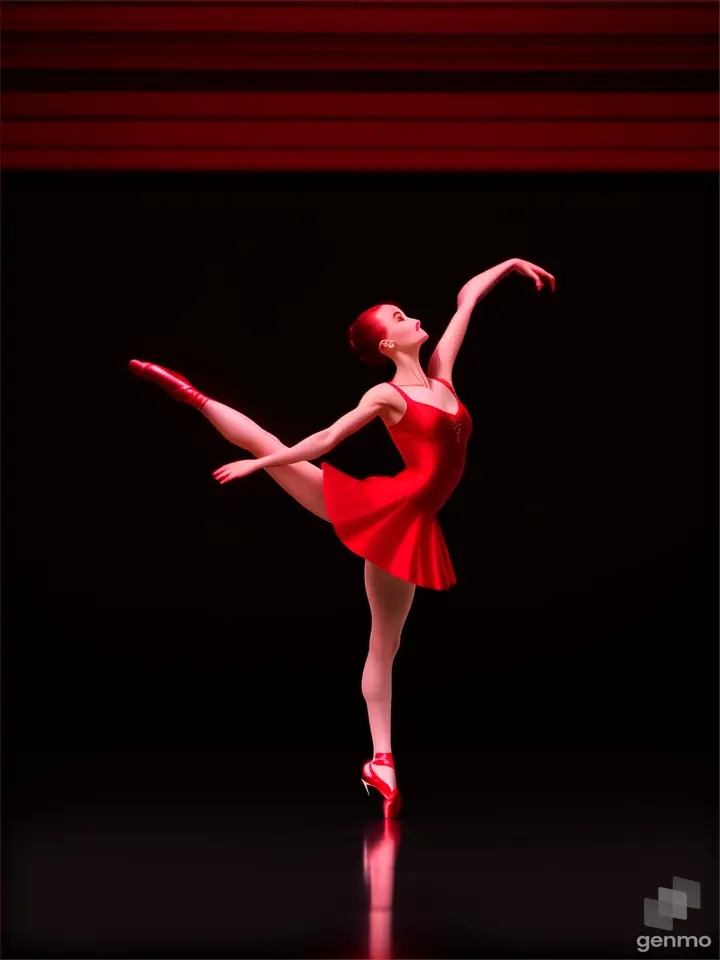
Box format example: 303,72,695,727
362,752,398,793
128,360,209,410
370,763,396,792
361,756,402,820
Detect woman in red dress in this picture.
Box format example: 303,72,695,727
129,257,555,818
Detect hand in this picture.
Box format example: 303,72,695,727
512,259,556,292
213,458,262,484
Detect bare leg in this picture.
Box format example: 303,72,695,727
362,560,416,791
202,399,329,521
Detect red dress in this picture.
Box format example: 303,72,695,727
321,377,472,590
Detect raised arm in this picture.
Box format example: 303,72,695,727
213,384,398,484
427,258,555,382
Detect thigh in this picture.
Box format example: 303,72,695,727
264,461,329,521
364,561,416,645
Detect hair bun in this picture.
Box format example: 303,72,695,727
348,303,394,368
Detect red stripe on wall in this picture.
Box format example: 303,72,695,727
4,91,716,120
5,120,716,150
4,147,714,172
4,34,714,72
3,2,715,35
3,1,717,172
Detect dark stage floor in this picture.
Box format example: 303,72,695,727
2,751,717,959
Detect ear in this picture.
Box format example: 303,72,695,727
379,339,395,352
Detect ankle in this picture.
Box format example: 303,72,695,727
371,763,397,790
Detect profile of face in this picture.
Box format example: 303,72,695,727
376,304,429,359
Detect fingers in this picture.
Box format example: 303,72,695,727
528,266,556,293
517,261,545,290
538,268,556,292
213,465,233,484
212,461,255,484
534,264,556,292
528,268,543,291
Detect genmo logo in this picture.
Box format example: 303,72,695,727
637,934,713,953
637,876,712,952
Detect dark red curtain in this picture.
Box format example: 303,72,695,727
2,0,717,171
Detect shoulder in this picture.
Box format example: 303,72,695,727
433,375,456,393
362,383,405,426
356,382,404,419
427,354,455,385
359,383,405,413
359,382,403,408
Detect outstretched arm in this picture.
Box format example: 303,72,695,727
428,258,555,382
213,385,394,484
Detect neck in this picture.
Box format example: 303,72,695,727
392,352,429,388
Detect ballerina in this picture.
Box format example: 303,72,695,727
129,257,555,818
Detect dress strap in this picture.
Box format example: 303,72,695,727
432,376,458,399
386,381,411,401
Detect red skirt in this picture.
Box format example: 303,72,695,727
321,462,456,590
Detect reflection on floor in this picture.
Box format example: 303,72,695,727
364,820,402,959
3,753,717,959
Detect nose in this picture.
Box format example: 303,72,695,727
416,321,420,330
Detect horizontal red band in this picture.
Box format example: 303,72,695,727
4,91,716,120
5,34,714,71
4,146,715,171
3,2,715,35
5,119,716,149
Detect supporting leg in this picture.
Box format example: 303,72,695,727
361,560,416,791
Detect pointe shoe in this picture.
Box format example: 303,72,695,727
361,752,402,820
128,360,209,410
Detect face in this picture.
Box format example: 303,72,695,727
377,305,429,355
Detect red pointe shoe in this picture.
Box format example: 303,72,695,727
361,752,402,820
128,360,209,410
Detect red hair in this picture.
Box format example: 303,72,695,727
348,303,396,367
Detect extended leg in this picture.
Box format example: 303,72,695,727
128,361,329,521
362,560,416,791
201,400,329,521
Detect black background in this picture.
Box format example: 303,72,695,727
2,171,717,804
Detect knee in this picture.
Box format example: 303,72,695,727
369,629,402,659
254,433,285,457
